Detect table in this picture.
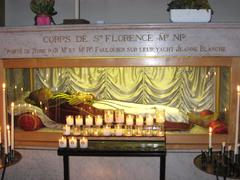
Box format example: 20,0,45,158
58,140,166,180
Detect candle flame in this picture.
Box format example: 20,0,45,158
209,127,213,133
11,102,14,108
7,125,10,130
237,85,240,92
2,83,6,89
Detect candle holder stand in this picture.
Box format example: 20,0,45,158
194,148,240,179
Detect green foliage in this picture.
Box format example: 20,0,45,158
30,0,57,16
52,92,96,106
167,0,212,11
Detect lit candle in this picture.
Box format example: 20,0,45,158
63,125,71,135
235,85,240,155
156,109,166,124
75,115,83,126
73,126,81,136
58,136,67,148
209,127,213,149
93,128,100,136
7,125,10,150
222,141,226,154
126,115,134,126
75,0,80,19
2,83,7,154
103,125,111,136
136,115,144,126
66,115,74,126
80,137,88,148
125,126,133,136
115,109,124,124
156,130,164,137
85,115,93,126
104,110,114,124
82,128,89,136
135,126,143,136
11,102,14,151
145,129,153,136
115,125,123,136
69,137,77,148
95,115,103,126
146,114,154,126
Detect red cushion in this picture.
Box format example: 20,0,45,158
209,120,228,134
200,109,214,117
17,113,44,131
165,121,192,131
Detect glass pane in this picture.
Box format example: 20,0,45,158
5,66,230,135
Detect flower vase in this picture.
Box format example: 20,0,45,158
35,15,52,25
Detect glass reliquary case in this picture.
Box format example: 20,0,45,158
0,57,236,149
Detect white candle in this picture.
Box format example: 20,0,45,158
222,141,226,154
235,85,240,155
228,145,232,151
103,125,111,136
69,137,77,148
104,110,114,124
0,127,1,144
126,115,134,126
85,115,93,126
66,115,74,126
75,115,83,126
125,127,133,136
115,109,124,124
115,125,123,136
156,109,166,124
209,127,213,148
73,126,81,136
7,125,10,149
80,137,88,148
63,125,71,135
75,0,80,19
93,128,100,136
58,136,67,148
156,130,164,137
135,126,143,136
2,83,7,154
95,115,103,126
146,114,154,126
11,102,14,151
136,115,144,126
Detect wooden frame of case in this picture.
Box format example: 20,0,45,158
0,57,239,149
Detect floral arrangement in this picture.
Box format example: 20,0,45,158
30,0,57,16
52,92,96,106
167,0,213,12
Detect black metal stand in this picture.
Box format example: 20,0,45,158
58,140,166,180
194,151,240,180
0,150,22,180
